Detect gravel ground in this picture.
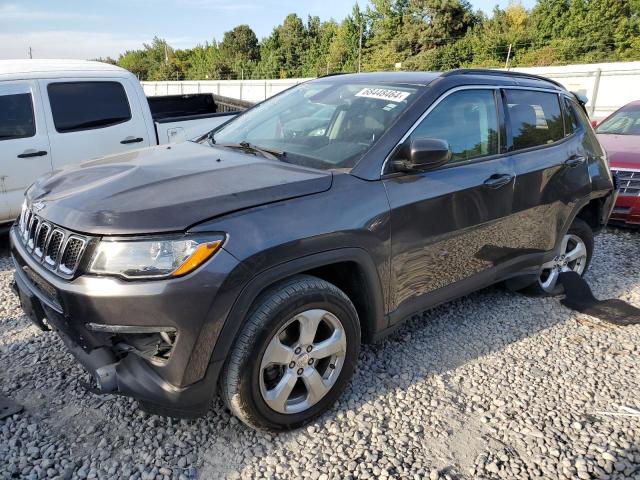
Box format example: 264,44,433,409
1,229,639,480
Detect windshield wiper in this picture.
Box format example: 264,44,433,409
216,141,287,160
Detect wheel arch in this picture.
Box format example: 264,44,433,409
210,248,386,365
560,195,608,248
575,196,607,232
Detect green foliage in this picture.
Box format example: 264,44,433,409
112,0,640,80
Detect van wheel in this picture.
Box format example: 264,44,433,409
525,218,593,296
220,275,360,431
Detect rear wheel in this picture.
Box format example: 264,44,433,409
526,218,593,296
220,275,360,431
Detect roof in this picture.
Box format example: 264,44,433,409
315,71,442,86
313,69,564,90
0,59,130,79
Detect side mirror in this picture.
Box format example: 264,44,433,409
393,138,451,173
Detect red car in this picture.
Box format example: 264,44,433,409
595,100,640,227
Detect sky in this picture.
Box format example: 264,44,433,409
0,0,537,60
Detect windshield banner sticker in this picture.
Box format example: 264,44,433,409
355,88,411,103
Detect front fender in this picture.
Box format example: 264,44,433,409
208,247,387,366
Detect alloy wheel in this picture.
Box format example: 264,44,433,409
259,309,346,414
538,233,588,293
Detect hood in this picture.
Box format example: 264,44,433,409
26,142,332,235
597,134,640,170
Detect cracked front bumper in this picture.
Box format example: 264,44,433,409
9,225,244,418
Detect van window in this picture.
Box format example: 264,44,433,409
409,89,499,163
0,93,35,141
48,82,131,133
505,90,563,150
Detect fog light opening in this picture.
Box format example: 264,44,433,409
113,330,178,364
85,324,178,364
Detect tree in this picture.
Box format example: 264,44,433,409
530,0,570,43
220,25,260,78
401,0,477,54
112,1,640,80
278,14,308,76
302,16,339,76
364,0,407,70
327,16,360,72
118,49,152,79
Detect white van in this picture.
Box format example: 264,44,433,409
0,59,240,227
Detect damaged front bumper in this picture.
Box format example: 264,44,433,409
9,225,241,418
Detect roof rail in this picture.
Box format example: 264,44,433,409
317,72,348,78
442,68,566,90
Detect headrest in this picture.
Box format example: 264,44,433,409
509,104,537,129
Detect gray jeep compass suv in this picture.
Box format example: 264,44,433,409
11,70,616,430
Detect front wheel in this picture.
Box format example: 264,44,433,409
526,218,593,296
220,275,360,431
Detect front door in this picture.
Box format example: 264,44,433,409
0,80,52,223
384,88,516,321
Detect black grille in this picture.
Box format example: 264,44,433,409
612,169,640,197
59,238,85,274
45,230,64,266
34,223,50,257
27,217,40,249
17,206,88,277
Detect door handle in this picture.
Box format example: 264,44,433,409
120,136,144,144
564,155,586,168
17,149,48,158
483,173,514,189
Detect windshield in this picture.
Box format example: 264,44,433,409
596,104,640,135
207,81,420,171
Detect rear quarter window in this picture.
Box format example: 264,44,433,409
48,81,131,133
562,96,580,136
566,97,604,157
0,93,35,141
505,90,564,151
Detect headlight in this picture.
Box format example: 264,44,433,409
88,235,224,279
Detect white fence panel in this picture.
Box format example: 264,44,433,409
510,62,640,119
142,78,313,103
142,62,640,120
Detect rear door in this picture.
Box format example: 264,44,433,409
384,87,517,320
38,78,151,169
506,88,591,255
0,81,52,223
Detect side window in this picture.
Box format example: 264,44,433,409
48,81,131,133
562,96,579,136
410,89,499,163
567,98,604,156
505,90,563,151
0,93,35,141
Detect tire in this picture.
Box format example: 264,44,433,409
524,217,594,296
220,274,361,431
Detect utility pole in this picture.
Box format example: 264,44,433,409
28,46,33,59
505,44,512,70
357,4,363,73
